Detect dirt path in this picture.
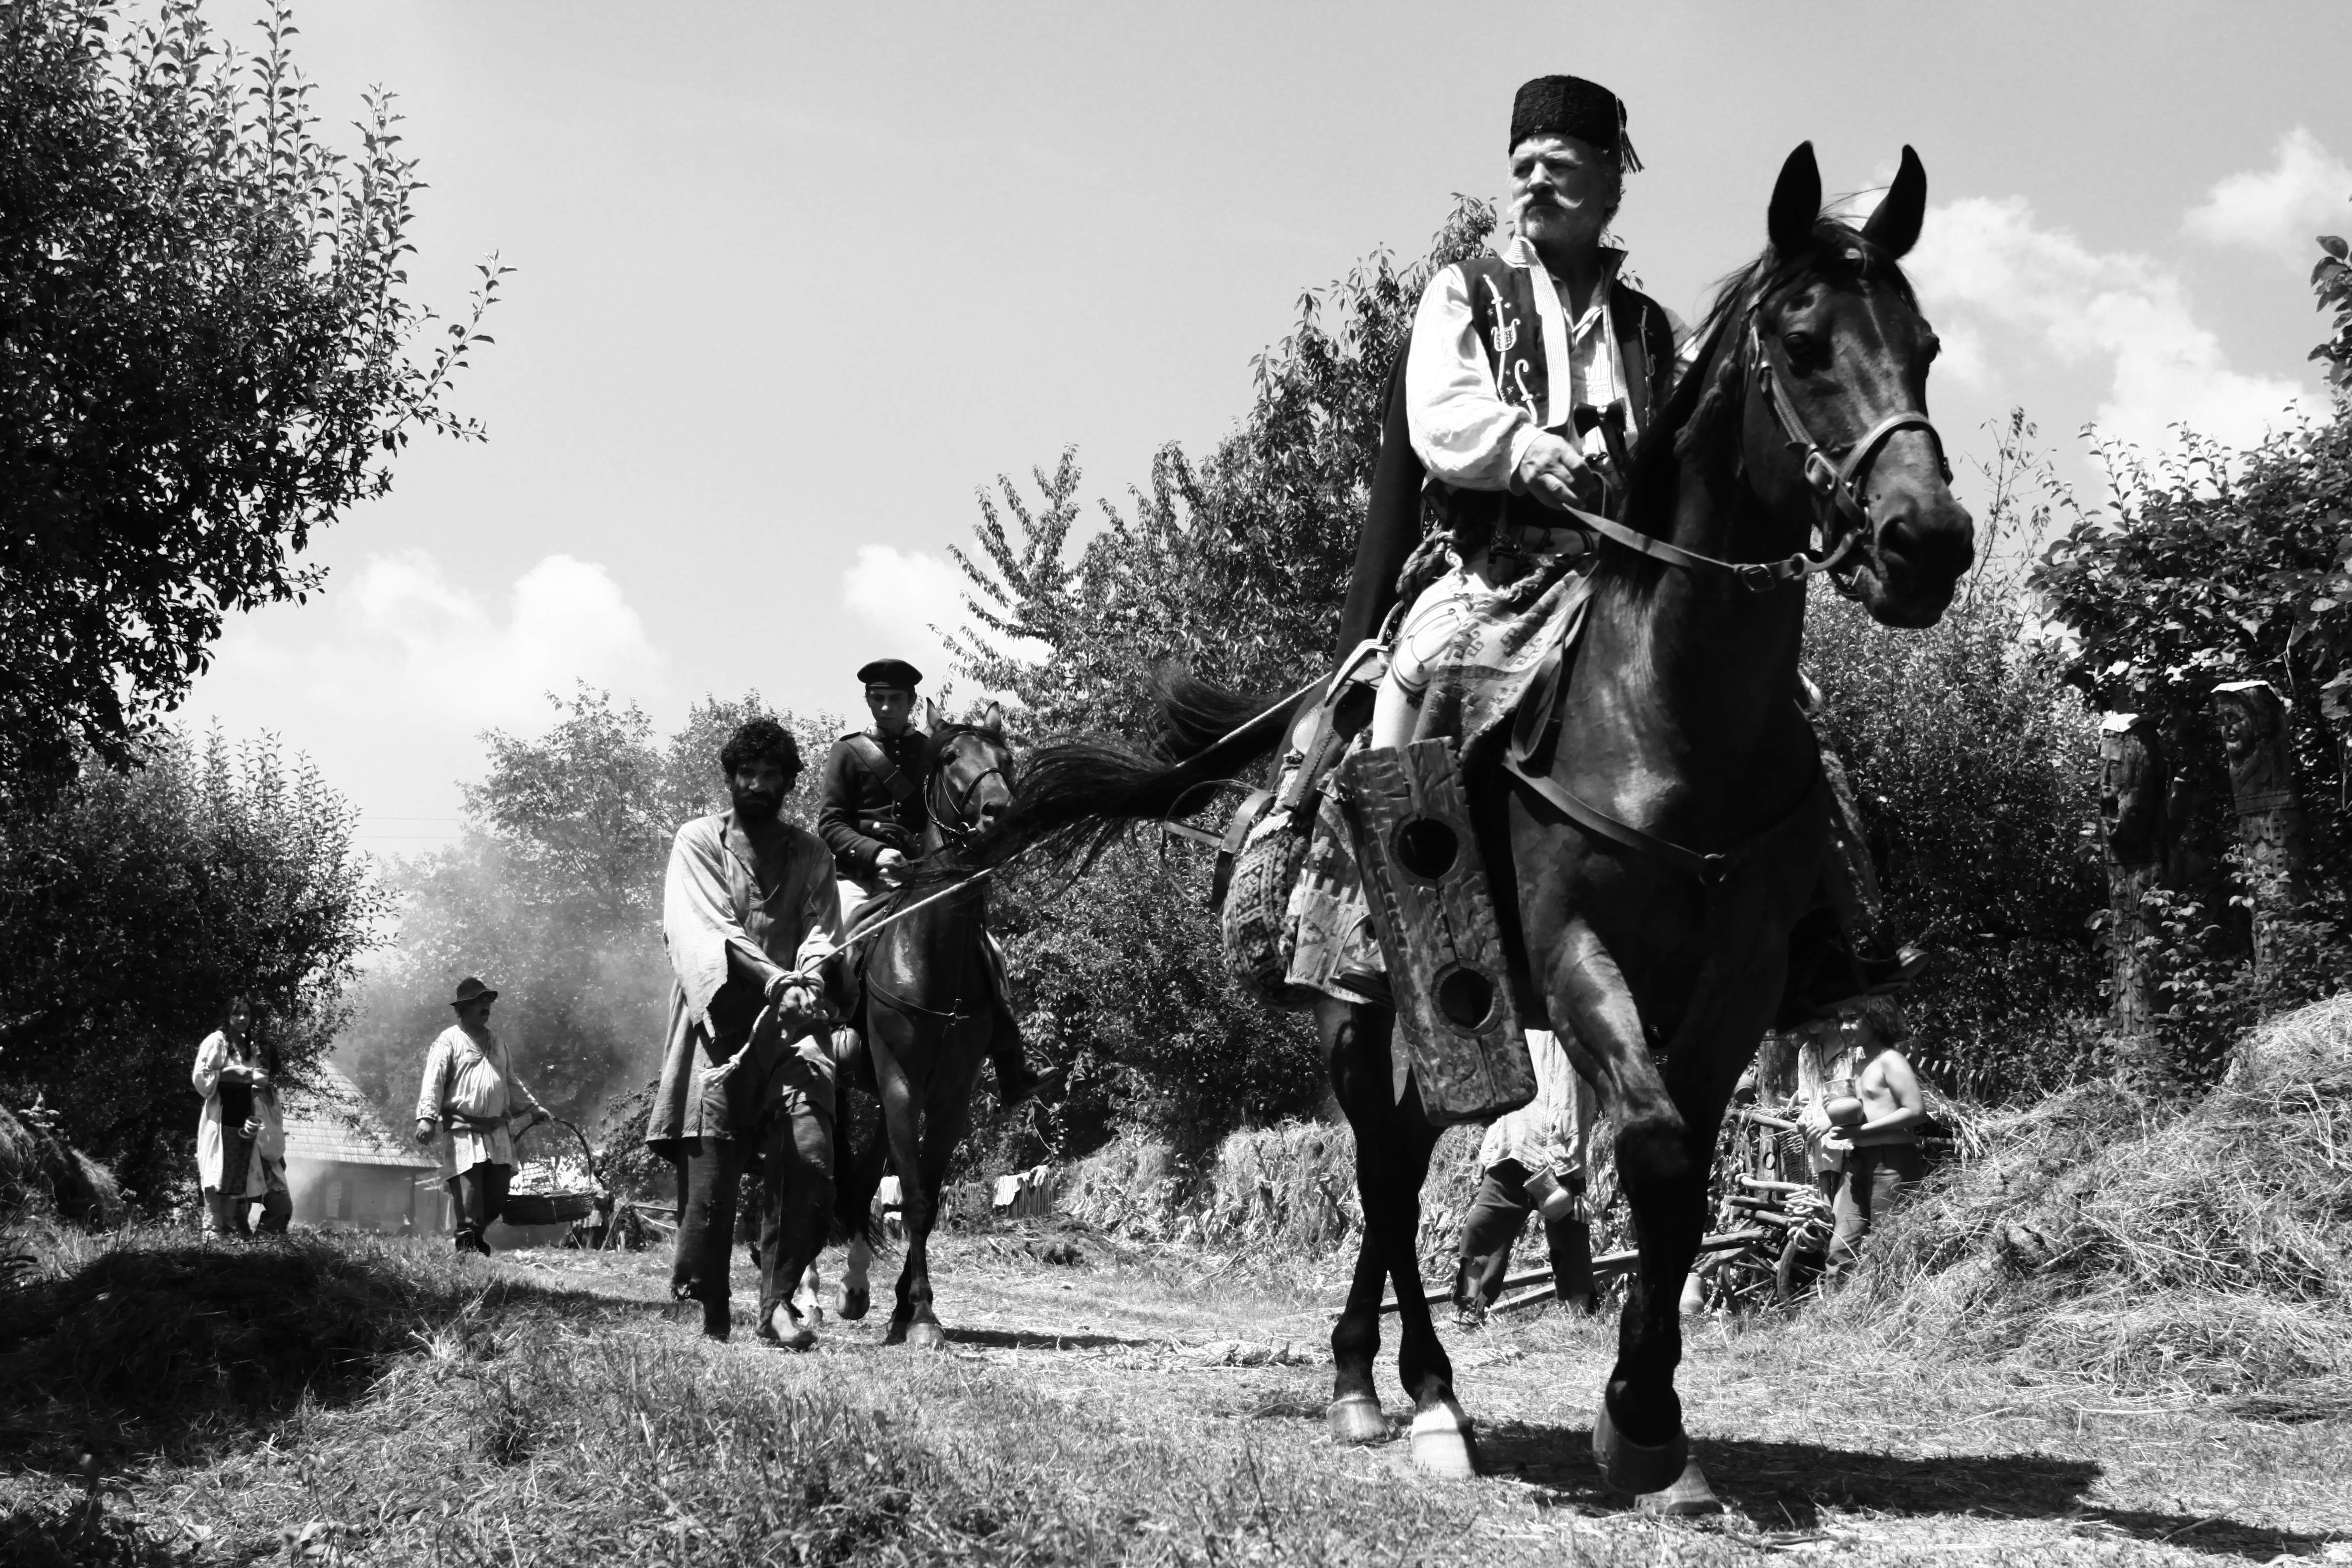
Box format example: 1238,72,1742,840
499,1228,2351,1565
5,1228,2348,1565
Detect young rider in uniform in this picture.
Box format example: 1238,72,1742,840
817,658,1043,1106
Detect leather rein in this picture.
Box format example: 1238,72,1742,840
1554,299,1948,596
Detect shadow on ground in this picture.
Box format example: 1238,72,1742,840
0,1236,635,1475
1478,1421,2333,1561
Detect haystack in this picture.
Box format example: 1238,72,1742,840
1825,996,2352,1399
0,1103,124,1228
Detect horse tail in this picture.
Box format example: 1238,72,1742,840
966,665,1311,876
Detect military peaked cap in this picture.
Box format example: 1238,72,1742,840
1511,75,1642,170
857,658,924,690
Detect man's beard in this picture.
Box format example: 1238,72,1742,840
731,789,781,824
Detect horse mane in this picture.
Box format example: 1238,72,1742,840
1615,217,1921,561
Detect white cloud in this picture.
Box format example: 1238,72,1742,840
840,544,973,689
182,552,667,850
249,551,666,730
2184,128,2352,263
1909,194,2324,456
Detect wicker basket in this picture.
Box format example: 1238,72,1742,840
501,1190,597,1227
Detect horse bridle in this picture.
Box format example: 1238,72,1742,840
924,729,1008,848
1743,310,1950,579
1561,290,1949,595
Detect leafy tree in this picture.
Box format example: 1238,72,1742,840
2030,225,2352,1082
0,729,381,1204
1807,416,2107,1100
952,202,1494,1158
0,0,501,797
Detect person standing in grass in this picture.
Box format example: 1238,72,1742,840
646,718,847,1349
414,977,549,1256
1451,1029,1599,1323
1818,998,1927,1277
192,996,274,1236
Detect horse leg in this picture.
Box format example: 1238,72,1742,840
1321,1001,1466,1474
1319,999,1389,1445
864,1009,932,1347
833,1086,888,1322
1538,916,1717,1509
895,1028,985,1352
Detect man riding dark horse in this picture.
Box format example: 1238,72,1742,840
818,657,1043,1105
1341,74,1918,1025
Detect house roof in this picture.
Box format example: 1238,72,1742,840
280,1061,441,1171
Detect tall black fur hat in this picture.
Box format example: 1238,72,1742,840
1510,75,1642,171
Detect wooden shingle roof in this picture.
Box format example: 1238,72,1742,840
280,1062,440,1171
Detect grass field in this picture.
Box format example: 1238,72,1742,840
3,1222,2349,1567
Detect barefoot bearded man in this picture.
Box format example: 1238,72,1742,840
817,657,1042,1105
646,718,852,1347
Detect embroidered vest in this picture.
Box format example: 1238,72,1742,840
1434,253,1677,552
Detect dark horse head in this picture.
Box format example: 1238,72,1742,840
917,698,1016,847
1655,143,1974,627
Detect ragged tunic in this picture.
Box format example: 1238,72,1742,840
1475,1028,1596,1180
645,811,843,1157
414,1025,547,1175
191,1030,283,1198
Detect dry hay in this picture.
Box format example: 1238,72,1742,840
0,1104,123,1229
1822,1000,2352,1398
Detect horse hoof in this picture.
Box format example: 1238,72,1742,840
1634,1460,1723,1517
763,1308,816,1352
1592,1401,1688,1497
903,1320,947,1352
837,1285,870,1322
1408,1404,1477,1478
1325,1394,1387,1445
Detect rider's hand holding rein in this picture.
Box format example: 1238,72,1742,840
873,847,909,886
1517,429,1594,511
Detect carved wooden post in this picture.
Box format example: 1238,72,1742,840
2212,680,2310,965
2098,712,2170,1042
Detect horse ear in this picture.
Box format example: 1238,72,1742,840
1861,145,1926,259
979,701,1004,733
923,696,942,731
1768,142,1822,257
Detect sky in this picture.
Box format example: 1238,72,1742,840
173,0,2352,854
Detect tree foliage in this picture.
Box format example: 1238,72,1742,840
0,0,501,796
950,202,1494,1157
1807,416,2106,1099
0,729,381,1204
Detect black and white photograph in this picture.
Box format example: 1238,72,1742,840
3,2,2350,1562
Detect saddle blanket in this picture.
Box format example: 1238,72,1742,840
1282,555,1595,1004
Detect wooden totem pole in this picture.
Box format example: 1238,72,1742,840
2098,712,2171,1040
2212,680,2310,969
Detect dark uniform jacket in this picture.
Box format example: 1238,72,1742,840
816,728,930,883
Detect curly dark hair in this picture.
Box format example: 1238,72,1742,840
719,718,801,778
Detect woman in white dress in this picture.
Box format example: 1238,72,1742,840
191,996,282,1236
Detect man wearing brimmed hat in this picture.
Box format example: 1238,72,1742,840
414,976,549,1256
817,657,1043,1106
